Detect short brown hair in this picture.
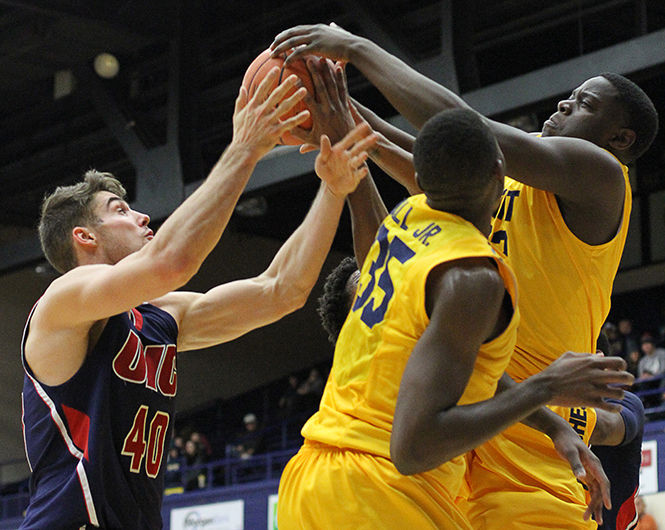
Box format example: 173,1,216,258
39,170,126,273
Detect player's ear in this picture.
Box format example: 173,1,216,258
415,171,422,191
609,127,636,154
72,226,97,249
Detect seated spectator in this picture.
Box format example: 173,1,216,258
297,367,325,413
603,321,624,357
278,374,302,418
164,446,184,489
229,413,266,460
618,318,639,358
183,439,206,490
171,434,185,457
626,349,641,378
637,336,665,379
635,496,658,530
190,431,212,460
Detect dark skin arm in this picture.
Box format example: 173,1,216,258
348,99,420,196
391,259,632,470
391,258,632,522
293,59,388,267
272,24,626,245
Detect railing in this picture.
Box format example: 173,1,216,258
633,373,665,418
165,447,298,494
0,491,28,521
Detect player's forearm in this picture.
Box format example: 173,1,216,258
371,133,420,195
145,142,259,283
262,182,346,308
392,378,550,475
496,372,569,436
352,99,415,153
346,172,388,267
348,38,470,129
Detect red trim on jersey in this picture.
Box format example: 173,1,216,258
616,485,638,530
131,308,144,331
62,405,91,461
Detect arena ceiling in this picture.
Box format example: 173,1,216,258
1,0,665,476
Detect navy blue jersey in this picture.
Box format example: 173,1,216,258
21,303,178,529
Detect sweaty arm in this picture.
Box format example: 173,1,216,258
26,71,310,384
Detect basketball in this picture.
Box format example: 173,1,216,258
241,48,315,145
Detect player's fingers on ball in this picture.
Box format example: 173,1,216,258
335,66,350,102
267,74,302,107
280,110,310,133
319,59,340,103
253,67,281,103
306,59,329,103
273,86,307,119
284,44,312,64
235,86,248,113
271,28,309,52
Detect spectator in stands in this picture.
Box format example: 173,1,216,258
183,439,206,490
230,413,266,460
626,349,641,378
618,318,640,358
164,446,184,489
635,496,659,530
603,321,625,357
278,374,302,418
190,431,212,460
637,335,665,378
296,367,325,413
171,434,185,457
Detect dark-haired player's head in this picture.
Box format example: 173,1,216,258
317,257,359,343
542,74,658,164
413,108,504,219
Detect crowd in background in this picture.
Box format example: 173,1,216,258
604,318,665,408
164,364,327,491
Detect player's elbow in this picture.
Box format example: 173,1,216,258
390,433,431,476
151,249,200,290
264,276,310,316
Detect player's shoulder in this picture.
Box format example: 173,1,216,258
149,290,200,326
429,257,503,298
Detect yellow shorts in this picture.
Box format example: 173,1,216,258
464,406,598,530
277,441,471,529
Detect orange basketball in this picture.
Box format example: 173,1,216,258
241,48,315,145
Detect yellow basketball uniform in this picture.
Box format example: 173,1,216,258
278,194,519,529
465,153,631,529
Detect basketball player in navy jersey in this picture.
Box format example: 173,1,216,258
20,66,377,529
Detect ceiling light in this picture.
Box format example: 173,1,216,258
93,52,120,79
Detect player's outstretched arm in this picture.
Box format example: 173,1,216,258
390,259,633,474
348,98,421,197
27,70,309,385
272,24,627,245
169,123,377,351
272,23,467,130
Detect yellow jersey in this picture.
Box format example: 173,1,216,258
302,194,519,498
489,155,631,381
